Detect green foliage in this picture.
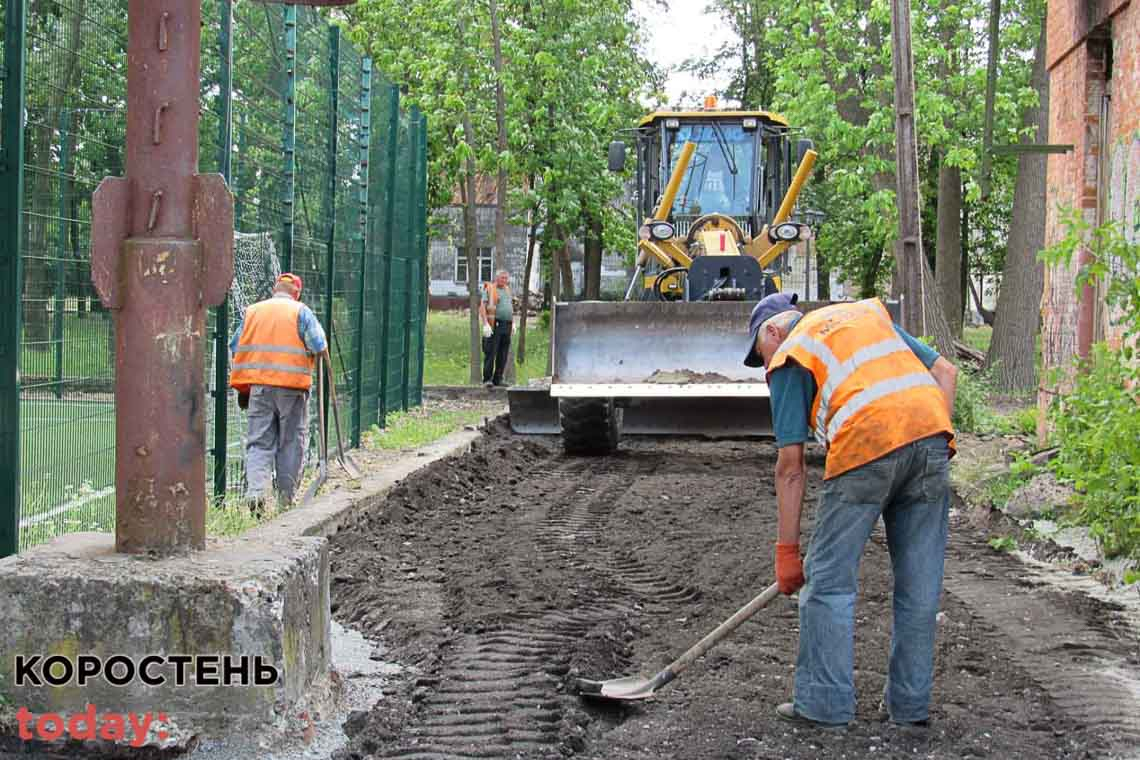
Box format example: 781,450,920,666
962,326,993,354
997,406,1039,437
988,536,1018,552
364,408,488,450
1125,568,1140,586
1039,215,1140,559
954,368,1000,434
207,498,264,538
1046,344,1140,558
688,0,1043,295
985,454,1035,509
345,0,654,280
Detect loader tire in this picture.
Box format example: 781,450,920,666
559,398,621,456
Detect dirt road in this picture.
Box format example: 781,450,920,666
329,423,1139,759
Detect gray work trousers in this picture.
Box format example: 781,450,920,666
245,384,309,504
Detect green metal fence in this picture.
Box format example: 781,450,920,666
0,0,429,556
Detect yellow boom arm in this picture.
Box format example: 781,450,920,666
752,149,818,268
636,141,697,268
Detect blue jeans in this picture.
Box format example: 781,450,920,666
793,435,951,724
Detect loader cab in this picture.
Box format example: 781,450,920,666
634,110,797,238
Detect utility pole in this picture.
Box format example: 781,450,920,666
890,0,926,336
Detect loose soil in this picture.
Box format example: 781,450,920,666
328,423,1139,760
643,370,743,384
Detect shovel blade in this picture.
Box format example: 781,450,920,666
576,675,659,701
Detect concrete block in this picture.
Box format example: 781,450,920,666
0,530,330,738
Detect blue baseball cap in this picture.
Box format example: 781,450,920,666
743,292,799,368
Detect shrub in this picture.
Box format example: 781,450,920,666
1040,214,1140,559
1047,345,1140,558
953,368,1001,434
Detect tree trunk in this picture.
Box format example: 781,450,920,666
985,23,1048,391
517,211,537,366
489,0,514,382
583,213,602,300
817,249,831,300
558,242,574,300
859,247,885,299
935,163,963,336
461,140,481,385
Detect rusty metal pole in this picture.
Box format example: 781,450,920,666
91,2,233,554
90,0,357,555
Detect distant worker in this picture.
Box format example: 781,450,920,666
742,292,958,728
480,269,513,387
230,273,329,509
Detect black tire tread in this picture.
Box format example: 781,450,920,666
559,398,620,455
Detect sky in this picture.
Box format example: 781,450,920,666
633,0,737,107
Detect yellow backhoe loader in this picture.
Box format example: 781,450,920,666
509,106,821,452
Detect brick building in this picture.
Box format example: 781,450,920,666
427,177,629,309
1041,0,1138,411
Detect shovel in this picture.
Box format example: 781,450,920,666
577,582,781,701
300,355,330,504
323,355,363,479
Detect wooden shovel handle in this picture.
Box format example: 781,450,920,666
649,582,782,690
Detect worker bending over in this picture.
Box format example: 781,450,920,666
743,292,958,728
230,273,330,509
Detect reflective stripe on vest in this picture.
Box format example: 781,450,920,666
230,298,315,392
769,298,954,479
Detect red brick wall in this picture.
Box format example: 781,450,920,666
1105,3,1138,350
1040,0,1137,420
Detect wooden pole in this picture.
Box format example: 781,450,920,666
889,0,925,336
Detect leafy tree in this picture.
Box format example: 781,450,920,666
346,0,654,377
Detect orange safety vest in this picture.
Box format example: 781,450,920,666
483,282,510,308
229,298,315,393
769,298,955,480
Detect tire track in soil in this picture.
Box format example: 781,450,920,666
940,527,1140,756
370,453,685,759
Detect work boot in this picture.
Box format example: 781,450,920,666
876,700,930,731
775,703,848,729
246,497,266,518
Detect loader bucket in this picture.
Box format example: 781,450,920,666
508,301,774,438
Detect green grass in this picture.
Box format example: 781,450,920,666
206,497,264,537
20,313,114,381
424,310,550,386
962,325,992,354
364,406,490,450
17,396,248,550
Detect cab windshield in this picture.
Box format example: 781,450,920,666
665,122,756,218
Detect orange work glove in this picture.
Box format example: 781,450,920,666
775,542,805,595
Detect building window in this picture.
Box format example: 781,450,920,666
456,247,493,284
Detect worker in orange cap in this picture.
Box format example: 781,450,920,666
743,293,958,729
230,273,329,509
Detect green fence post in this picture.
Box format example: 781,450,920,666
377,86,399,428
212,0,234,501
53,108,72,400
234,113,246,229
415,114,428,405
351,56,372,446
0,0,27,557
323,24,339,431
281,5,297,272
400,111,419,411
